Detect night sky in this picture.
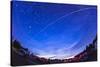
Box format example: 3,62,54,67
11,1,97,59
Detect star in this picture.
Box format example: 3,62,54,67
29,25,32,29
15,4,18,7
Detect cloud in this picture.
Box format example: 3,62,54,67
31,41,79,59
35,48,75,59
27,34,81,59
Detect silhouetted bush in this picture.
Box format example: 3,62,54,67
12,40,22,49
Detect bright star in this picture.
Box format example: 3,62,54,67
29,25,32,29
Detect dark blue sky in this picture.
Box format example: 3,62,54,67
12,1,97,59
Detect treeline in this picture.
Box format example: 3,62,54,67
11,36,97,66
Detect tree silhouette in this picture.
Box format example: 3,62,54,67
12,40,22,49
